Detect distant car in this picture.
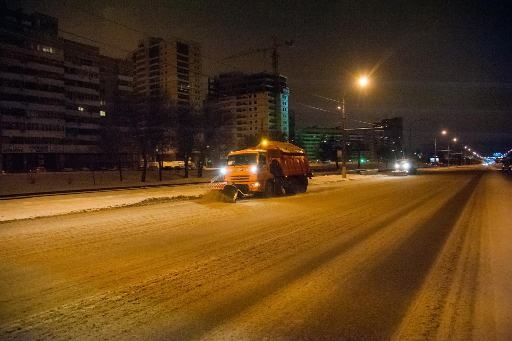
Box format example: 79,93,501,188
393,159,417,174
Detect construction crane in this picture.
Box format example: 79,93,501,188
221,37,294,75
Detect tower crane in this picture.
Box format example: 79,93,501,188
221,37,294,75
220,38,294,142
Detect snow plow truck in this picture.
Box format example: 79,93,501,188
212,140,313,202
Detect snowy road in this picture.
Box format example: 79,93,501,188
0,168,511,340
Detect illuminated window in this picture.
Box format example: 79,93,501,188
100,110,106,117
39,45,55,54
78,106,84,111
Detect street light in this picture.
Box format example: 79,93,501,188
434,129,448,165
451,137,458,165
358,75,369,88
340,75,370,178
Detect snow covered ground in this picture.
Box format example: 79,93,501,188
0,167,510,340
0,173,381,221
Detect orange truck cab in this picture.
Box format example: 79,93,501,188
216,140,312,201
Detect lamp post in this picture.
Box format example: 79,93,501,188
339,75,370,178
339,99,348,178
433,129,447,165
451,137,458,165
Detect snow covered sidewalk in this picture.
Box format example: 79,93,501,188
0,173,383,222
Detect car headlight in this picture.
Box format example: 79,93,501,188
394,163,400,170
250,165,258,174
402,162,411,170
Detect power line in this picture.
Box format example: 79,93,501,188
296,102,377,127
312,94,340,103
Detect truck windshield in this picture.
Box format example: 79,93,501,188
227,153,257,166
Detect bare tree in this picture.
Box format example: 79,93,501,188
173,108,202,178
134,98,173,182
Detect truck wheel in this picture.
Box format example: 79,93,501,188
264,180,274,197
297,176,308,193
284,178,297,195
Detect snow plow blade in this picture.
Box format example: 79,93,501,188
221,185,238,203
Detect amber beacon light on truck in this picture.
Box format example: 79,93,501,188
212,139,313,202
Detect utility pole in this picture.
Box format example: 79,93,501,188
447,141,451,167
434,136,437,163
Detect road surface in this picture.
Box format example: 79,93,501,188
0,168,510,340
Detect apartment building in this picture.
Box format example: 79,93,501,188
207,72,289,152
98,55,135,165
60,38,102,169
132,37,202,111
0,8,133,172
99,55,133,110
0,10,66,172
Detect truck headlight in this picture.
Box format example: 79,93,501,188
220,167,227,175
250,165,258,174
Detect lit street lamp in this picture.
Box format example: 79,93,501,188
450,137,458,166
340,75,370,178
433,129,447,165
358,75,369,88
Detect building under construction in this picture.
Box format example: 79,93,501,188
207,72,290,155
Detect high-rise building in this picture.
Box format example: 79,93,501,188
132,37,202,111
0,8,133,172
60,38,102,168
1,9,65,172
207,72,289,152
98,55,133,119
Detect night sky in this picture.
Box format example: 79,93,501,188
6,0,512,154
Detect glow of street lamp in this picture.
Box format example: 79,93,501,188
453,137,458,142
441,130,447,135
358,75,369,88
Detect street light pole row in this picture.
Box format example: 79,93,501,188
434,129,459,166
436,129,478,166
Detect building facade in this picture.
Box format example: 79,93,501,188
207,72,289,153
0,8,133,172
132,37,202,112
296,117,403,162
